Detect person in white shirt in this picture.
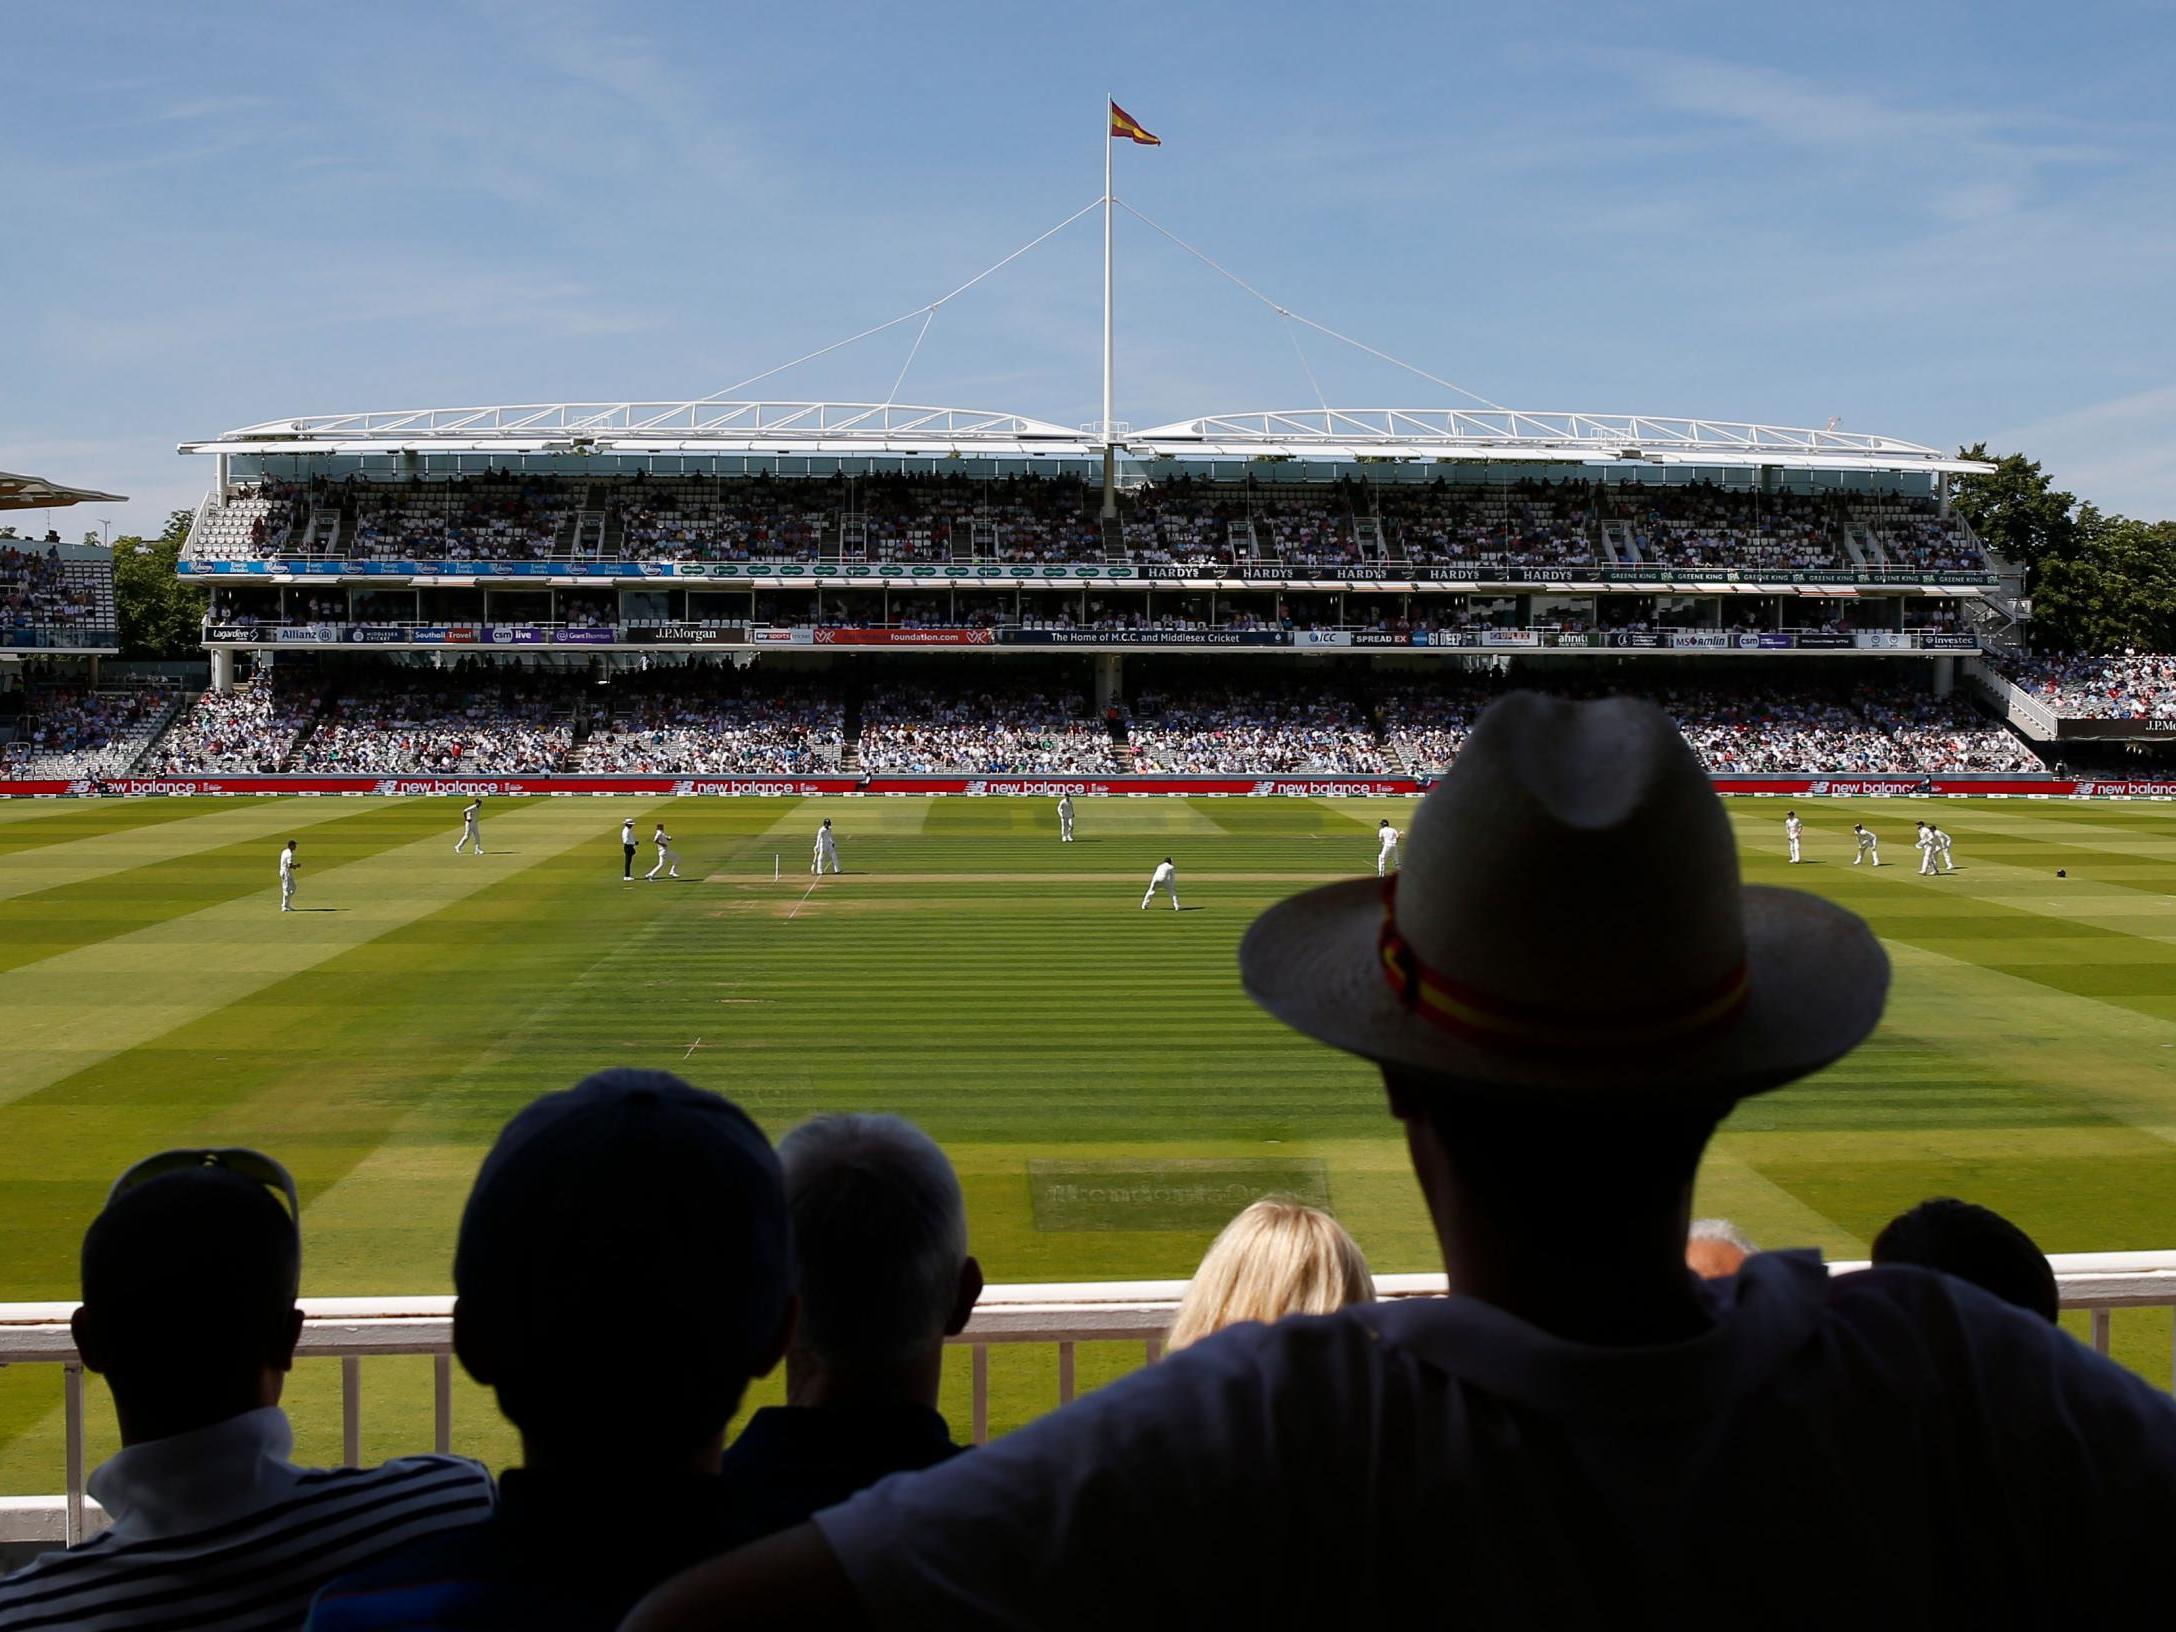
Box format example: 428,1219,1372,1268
1852,823,1880,866
278,839,299,912
1376,819,1401,877
1140,857,1179,911
1931,825,1957,872
813,818,841,876
456,797,485,856
0,1149,494,1632
623,692,2176,1632
646,823,682,880
1057,793,1075,844
622,817,638,882
1784,810,1803,864
1916,821,1938,875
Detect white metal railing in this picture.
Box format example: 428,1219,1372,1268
7,1254,2176,1549
1964,655,2062,739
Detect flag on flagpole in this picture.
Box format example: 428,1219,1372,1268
1109,101,1161,146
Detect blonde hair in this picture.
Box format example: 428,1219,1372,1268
1165,1198,1373,1352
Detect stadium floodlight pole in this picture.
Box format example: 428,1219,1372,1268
1101,94,1117,521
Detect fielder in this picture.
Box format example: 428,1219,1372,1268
1141,856,1180,911
645,822,682,881
1916,822,1938,876
455,797,485,856
1931,824,1957,873
1785,810,1803,864
278,840,299,913
1376,818,1401,878
621,817,638,882
1058,792,1076,843
812,818,841,876
1852,824,1881,867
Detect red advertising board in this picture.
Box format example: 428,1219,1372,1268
5,775,2174,799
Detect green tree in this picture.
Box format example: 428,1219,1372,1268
1950,445,2078,578
2030,508,2176,653
109,508,209,659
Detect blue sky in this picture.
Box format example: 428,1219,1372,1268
7,0,2174,538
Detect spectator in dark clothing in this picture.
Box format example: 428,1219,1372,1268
305,1070,793,1631
1872,1197,2061,1323
721,1114,980,1535
0,1149,492,1632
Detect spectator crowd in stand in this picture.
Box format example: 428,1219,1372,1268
180,471,1994,576
288,669,574,775
857,679,1111,774
571,671,844,774
144,674,325,775
1125,677,1391,774
3,541,111,646
1999,652,2176,720
0,682,172,777
7,693,2174,1632
97,664,2054,778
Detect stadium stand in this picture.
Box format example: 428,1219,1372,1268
1994,653,2176,720
1124,676,1391,774
0,681,177,777
1846,494,1985,571
180,471,1992,576
571,669,845,773
857,678,1111,774
120,663,2047,778
2,542,120,649
144,672,325,774
1377,676,2043,774
287,669,576,774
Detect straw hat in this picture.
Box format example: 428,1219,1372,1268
1239,692,1888,1104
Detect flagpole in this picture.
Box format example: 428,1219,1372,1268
1100,95,1117,520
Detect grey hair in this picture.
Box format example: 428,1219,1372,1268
779,1114,968,1373
1688,1218,1758,1253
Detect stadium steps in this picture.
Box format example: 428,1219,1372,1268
124,689,197,774
1595,519,1625,565
1839,517,1877,569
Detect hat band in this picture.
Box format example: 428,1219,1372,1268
1376,878,1750,1054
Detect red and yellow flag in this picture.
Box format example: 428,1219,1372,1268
1109,102,1161,146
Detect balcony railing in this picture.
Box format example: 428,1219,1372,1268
6,1252,2176,1549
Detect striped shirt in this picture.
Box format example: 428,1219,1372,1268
0,1407,495,1632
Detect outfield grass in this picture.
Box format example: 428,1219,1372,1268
7,790,2176,1490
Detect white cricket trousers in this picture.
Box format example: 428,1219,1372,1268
1142,880,1180,910
456,824,483,856
647,847,680,879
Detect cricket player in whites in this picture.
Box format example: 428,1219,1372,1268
1931,823,1957,873
1141,856,1180,911
645,822,682,881
812,818,841,876
1916,821,1939,876
1852,823,1881,866
1058,792,1076,843
1785,810,1803,864
621,817,638,882
455,796,485,856
278,840,299,912
1376,818,1401,877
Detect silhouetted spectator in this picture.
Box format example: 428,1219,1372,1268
0,1149,493,1632
1873,1198,2061,1324
305,1070,792,1630
1166,1197,1372,1351
721,1114,980,1535
626,693,2176,1630
1686,1217,1758,1279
